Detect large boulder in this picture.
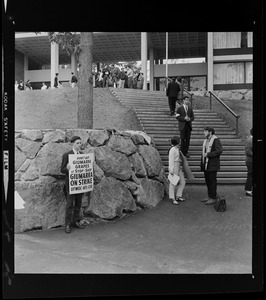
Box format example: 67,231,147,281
84,177,137,219
15,138,42,159
218,91,232,100
94,146,132,180
35,142,72,176
128,152,147,177
14,129,167,232
135,178,165,208
245,90,253,101
87,129,110,147
138,145,163,177
15,146,27,172
231,92,244,100
21,160,39,181
42,129,66,144
20,129,43,141
107,134,137,156
15,176,66,232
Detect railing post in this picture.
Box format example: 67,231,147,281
210,92,212,110
236,117,239,138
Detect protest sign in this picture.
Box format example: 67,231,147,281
68,153,94,194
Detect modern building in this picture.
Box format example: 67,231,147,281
15,32,253,93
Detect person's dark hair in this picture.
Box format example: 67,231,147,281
56,73,59,76
171,136,180,145
172,77,176,82
71,136,81,143
177,77,182,83
250,128,253,135
204,127,215,134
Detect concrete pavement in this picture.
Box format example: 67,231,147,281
14,185,252,274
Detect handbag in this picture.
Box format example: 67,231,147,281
214,196,227,212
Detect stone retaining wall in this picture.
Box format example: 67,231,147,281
15,129,168,233
193,89,252,101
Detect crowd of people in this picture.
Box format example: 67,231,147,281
94,65,144,89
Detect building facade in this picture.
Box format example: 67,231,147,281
15,32,253,93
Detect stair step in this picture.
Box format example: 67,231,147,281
154,138,244,144
150,134,238,139
160,155,245,161
110,88,246,184
159,150,244,155
144,126,235,131
156,145,244,150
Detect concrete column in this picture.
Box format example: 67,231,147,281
149,47,154,91
50,42,59,88
24,55,28,83
71,52,77,75
207,32,214,92
141,32,148,90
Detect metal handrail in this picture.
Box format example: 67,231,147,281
208,91,240,137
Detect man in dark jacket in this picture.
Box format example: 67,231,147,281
61,136,85,233
176,97,195,157
166,77,180,116
54,73,59,88
70,72,78,88
200,127,223,205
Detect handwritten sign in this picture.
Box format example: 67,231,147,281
68,153,94,194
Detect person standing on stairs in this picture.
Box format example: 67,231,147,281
166,77,180,116
244,128,253,197
200,127,223,205
176,97,194,157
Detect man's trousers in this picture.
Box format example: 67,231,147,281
65,193,83,226
204,170,218,200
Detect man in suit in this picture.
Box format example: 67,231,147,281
166,77,180,116
61,136,85,233
176,97,195,157
200,127,223,205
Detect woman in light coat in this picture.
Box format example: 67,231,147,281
168,136,186,204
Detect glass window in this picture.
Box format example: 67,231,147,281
245,62,253,83
214,63,245,84
190,76,206,91
213,32,241,49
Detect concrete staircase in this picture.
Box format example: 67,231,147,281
109,88,246,184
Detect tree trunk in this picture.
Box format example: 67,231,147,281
77,32,93,128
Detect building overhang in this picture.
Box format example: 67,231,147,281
15,32,207,66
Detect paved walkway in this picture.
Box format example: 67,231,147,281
15,185,252,274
